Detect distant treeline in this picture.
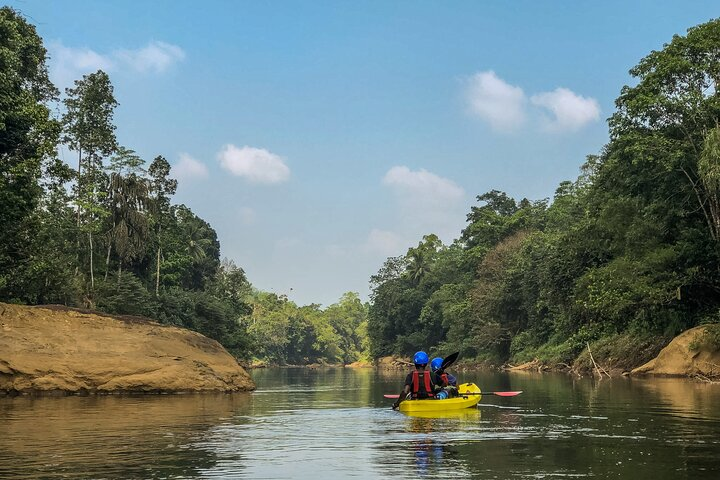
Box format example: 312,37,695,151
367,19,720,367
0,7,368,365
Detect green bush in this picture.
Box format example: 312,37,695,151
574,332,667,372
689,324,720,352
509,337,578,366
95,273,157,317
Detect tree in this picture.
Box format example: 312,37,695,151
367,255,414,357
62,70,118,290
103,148,151,282
108,146,144,175
209,258,252,315
469,231,531,358
700,126,720,241
0,7,60,300
161,205,221,290
148,155,177,295
609,18,720,242
461,190,546,267
105,173,151,282
324,292,368,364
246,292,292,363
405,234,442,284
369,256,407,298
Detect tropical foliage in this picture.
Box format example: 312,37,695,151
368,19,720,366
3,8,718,368
0,7,368,365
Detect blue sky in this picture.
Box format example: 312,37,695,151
11,1,719,306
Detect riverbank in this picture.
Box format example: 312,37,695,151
373,324,720,381
506,326,720,380
0,303,255,395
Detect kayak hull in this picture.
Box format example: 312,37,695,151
398,383,481,413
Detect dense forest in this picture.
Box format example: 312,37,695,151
0,7,368,365
368,19,720,369
3,7,719,369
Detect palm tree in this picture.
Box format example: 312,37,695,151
184,221,212,261
406,234,442,284
407,248,429,283
105,171,150,283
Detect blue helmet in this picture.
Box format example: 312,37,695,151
430,357,443,372
413,351,429,365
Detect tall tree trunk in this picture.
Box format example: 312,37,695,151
105,220,115,281
104,242,112,281
680,166,717,242
75,149,83,277
89,231,94,289
155,245,161,296
76,148,82,227
117,262,122,288
155,221,162,296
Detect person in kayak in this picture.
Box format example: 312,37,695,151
430,357,458,399
392,351,438,410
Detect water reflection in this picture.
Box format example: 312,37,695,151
412,438,447,477
0,368,718,479
404,408,482,421
0,394,252,479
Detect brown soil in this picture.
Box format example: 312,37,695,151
631,325,720,379
0,303,255,395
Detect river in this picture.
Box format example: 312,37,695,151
1,368,718,479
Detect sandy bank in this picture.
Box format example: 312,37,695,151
0,303,255,395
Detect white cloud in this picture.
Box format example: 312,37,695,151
364,229,404,256
382,166,466,245
383,166,464,204
218,145,290,184
531,87,600,132
466,70,526,132
48,40,185,89
49,42,115,89
173,153,208,180
114,41,186,73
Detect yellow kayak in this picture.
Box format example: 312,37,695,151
399,383,481,413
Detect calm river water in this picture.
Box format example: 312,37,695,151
1,368,719,479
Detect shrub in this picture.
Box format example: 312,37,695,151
689,324,720,352
95,273,157,317
574,331,667,372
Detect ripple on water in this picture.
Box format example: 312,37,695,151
2,371,719,479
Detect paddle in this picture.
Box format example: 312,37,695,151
440,351,459,370
384,391,522,399
456,391,522,397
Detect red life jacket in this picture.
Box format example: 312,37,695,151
439,373,449,386
411,370,434,398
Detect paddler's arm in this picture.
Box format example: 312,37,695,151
392,385,411,410
433,370,444,390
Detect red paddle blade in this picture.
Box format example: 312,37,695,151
384,394,400,399
490,391,522,396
